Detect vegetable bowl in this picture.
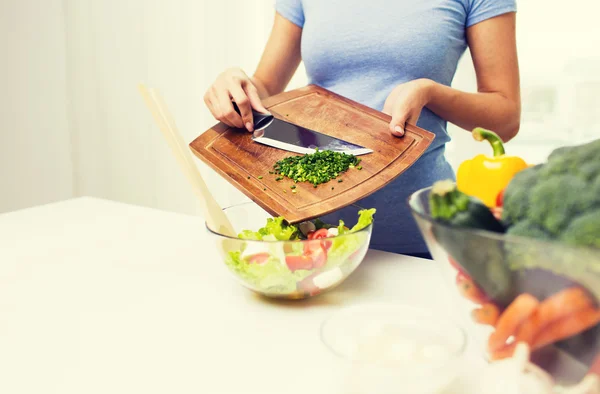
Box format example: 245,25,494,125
206,202,374,300
408,184,600,385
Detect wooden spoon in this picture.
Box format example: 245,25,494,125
138,84,236,237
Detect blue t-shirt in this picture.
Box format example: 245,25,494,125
275,0,517,255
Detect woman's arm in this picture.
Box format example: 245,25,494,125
428,12,521,141
252,14,303,98
385,12,521,142
204,13,302,131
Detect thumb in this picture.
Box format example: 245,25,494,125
245,84,270,114
389,112,406,137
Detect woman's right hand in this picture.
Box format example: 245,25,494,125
203,68,269,132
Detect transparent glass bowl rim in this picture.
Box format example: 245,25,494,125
407,185,600,254
205,201,374,243
319,302,468,368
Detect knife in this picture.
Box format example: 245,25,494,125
232,102,373,156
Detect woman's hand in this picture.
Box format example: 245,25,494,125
203,68,270,132
383,79,433,137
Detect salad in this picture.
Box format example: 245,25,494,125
224,208,376,297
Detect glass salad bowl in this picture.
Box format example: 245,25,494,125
206,202,373,300
408,185,600,386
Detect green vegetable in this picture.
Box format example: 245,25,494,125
273,149,361,187
502,138,600,307
238,217,299,241
326,209,376,270
560,210,600,249
429,180,514,306
506,220,553,241
430,180,505,233
502,138,600,247
225,252,311,295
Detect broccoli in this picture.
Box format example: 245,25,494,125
560,209,600,249
501,164,543,226
541,138,600,178
506,220,553,240
502,138,600,247
528,175,592,235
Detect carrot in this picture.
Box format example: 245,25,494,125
472,303,501,326
514,287,594,346
456,273,488,304
488,293,540,352
532,307,600,351
535,287,593,325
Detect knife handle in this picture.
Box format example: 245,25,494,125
232,101,273,130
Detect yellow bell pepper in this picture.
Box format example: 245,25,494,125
456,127,528,208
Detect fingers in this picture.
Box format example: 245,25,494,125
382,95,394,116
204,90,217,120
389,111,407,137
390,110,421,138
406,111,420,126
244,83,269,114
229,83,254,132
215,88,244,129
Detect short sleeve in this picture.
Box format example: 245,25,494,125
465,0,517,27
275,0,305,28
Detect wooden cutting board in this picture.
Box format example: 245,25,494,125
189,85,435,224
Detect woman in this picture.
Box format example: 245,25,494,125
204,0,521,258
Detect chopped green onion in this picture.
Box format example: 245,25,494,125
272,149,361,187
258,176,263,180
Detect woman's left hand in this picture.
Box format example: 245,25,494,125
383,78,434,137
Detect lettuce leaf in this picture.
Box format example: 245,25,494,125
237,217,298,241
326,208,376,269
225,251,311,295
350,208,377,232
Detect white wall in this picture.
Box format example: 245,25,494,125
0,0,73,214
64,0,304,216
447,1,600,169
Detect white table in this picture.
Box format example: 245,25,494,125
0,197,485,393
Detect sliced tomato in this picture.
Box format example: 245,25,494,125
311,247,327,269
312,228,332,251
312,228,329,239
245,253,270,265
285,255,313,272
304,241,327,269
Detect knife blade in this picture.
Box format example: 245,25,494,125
232,102,373,156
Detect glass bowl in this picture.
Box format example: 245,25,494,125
408,185,600,385
206,202,372,300
320,303,467,394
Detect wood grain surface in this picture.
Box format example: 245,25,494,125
189,85,435,224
